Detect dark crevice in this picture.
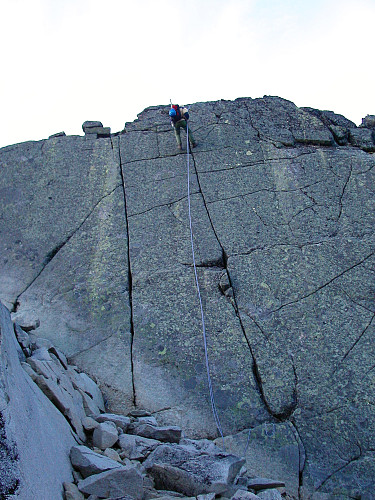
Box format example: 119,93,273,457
122,150,186,166
289,420,306,499
182,256,225,269
337,161,353,222
189,149,281,423
10,299,20,314
117,141,137,408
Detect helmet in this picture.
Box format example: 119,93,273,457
169,109,176,117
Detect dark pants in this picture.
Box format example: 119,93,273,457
174,120,195,147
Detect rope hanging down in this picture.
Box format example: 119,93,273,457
186,123,225,445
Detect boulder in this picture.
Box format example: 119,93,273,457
78,466,144,499
118,433,160,460
92,421,119,450
349,127,375,151
143,443,245,496
10,311,40,331
328,124,348,145
96,413,131,431
104,447,122,462
63,481,85,500
82,416,99,432
78,388,101,417
49,131,66,138
136,415,158,426
247,478,286,491
256,489,283,500
13,324,30,350
216,423,300,497
230,490,258,500
128,423,182,443
70,445,123,478
128,409,152,418
82,121,103,132
360,115,375,128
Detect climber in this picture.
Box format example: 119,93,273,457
169,104,197,151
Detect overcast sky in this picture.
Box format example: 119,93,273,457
1,0,374,149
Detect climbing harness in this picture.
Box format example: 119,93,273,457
186,123,225,447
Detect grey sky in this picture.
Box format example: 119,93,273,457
1,0,374,148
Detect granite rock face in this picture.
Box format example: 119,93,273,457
1,96,374,498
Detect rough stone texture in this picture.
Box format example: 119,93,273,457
349,127,375,151
64,481,85,500
1,96,375,498
0,301,76,499
78,466,144,498
216,423,301,497
128,423,182,443
49,131,67,139
70,445,122,478
96,412,131,430
256,490,283,500
143,442,245,496
118,433,161,460
361,114,375,128
230,491,258,500
0,136,133,415
82,121,103,131
92,421,119,450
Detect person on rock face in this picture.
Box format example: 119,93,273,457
169,104,197,151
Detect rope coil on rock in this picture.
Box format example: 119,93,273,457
186,123,225,447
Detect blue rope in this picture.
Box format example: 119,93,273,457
186,123,225,447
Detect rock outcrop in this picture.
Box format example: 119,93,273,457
0,96,374,498
0,301,76,499
2,301,288,499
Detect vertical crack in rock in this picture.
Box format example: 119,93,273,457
289,420,306,500
337,161,353,223
189,151,279,420
116,138,137,407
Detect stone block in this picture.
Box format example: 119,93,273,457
118,433,160,460
96,413,131,431
360,115,375,128
144,443,245,496
349,128,375,151
82,416,99,432
230,490,258,500
82,121,103,132
78,467,144,499
49,132,66,138
63,481,85,500
247,478,286,491
128,423,182,443
70,445,122,478
92,421,119,450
